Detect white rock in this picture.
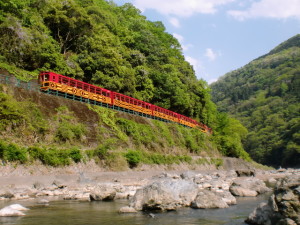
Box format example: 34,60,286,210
9,204,29,211
0,206,25,217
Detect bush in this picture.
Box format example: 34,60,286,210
3,143,27,163
69,148,82,163
124,150,142,168
28,146,71,167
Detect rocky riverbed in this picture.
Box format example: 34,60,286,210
0,164,299,223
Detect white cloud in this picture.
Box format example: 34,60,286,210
228,0,300,20
205,48,219,61
133,0,235,17
173,33,184,42
169,17,181,27
173,33,193,51
186,56,199,68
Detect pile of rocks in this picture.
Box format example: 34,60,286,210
246,175,300,225
120,170,271,212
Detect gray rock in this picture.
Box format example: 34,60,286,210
216,190,237,205
246,202,274,225
230,186,258,197
90,184,116,201
180,171,197,180
129,178,198,211
246,175,300,225
191,190,229,209
236,169,256,177
64,191,90,201
277,218,297,225
118,206,137,213
230,178,271,197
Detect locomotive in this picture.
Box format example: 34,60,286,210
39,71,212,133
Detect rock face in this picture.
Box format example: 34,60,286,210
246,175,300,225
230,178,271,197
129,178,198,211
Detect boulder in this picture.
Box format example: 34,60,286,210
118,206,137,213
90,184,116,201
64,191,91,201
230,186,258,197
246,175,300,225
230,178,271,197
236,169,256,177
180,171,197,180
129,178,198,211
8,204,29,211
216,190,237,205
0,205,27,217
191,190,229,209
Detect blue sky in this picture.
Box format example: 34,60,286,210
115,0,300,84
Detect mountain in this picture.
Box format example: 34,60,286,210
210,35,300,167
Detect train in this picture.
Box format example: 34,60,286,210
39,71,212,133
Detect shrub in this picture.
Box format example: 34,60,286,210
124,150,142,168
28,146,71,167
3,143,27,163
69,148,82,163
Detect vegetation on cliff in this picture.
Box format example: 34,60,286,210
0,0,251,167
211,35,300,167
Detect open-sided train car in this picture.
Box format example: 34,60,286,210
39,71,212,133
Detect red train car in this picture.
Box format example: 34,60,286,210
39,71,211,133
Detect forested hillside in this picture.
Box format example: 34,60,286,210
0,0,214,123
211,35,300,167
0,0,252,165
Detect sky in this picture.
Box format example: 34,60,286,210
115,0,300,84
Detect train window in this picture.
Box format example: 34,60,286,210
44,74,49,81
95,89,101,94
83,84,89,91
90,86,95,93
77,82,83,89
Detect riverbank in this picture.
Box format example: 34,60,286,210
0,159,299,222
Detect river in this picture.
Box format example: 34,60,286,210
0,194,269,225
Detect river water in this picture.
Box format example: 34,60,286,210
0,194,269,225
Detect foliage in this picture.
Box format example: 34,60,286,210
211,35,300,167
2,142,27,163
0,91,48,134
124,149,142,168
0,0,216,125
55,106,86,142
0,0,250,162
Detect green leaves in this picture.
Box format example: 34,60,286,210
211,35,300,167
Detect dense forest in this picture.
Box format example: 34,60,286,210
211,35,300,167
0,0,251,164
